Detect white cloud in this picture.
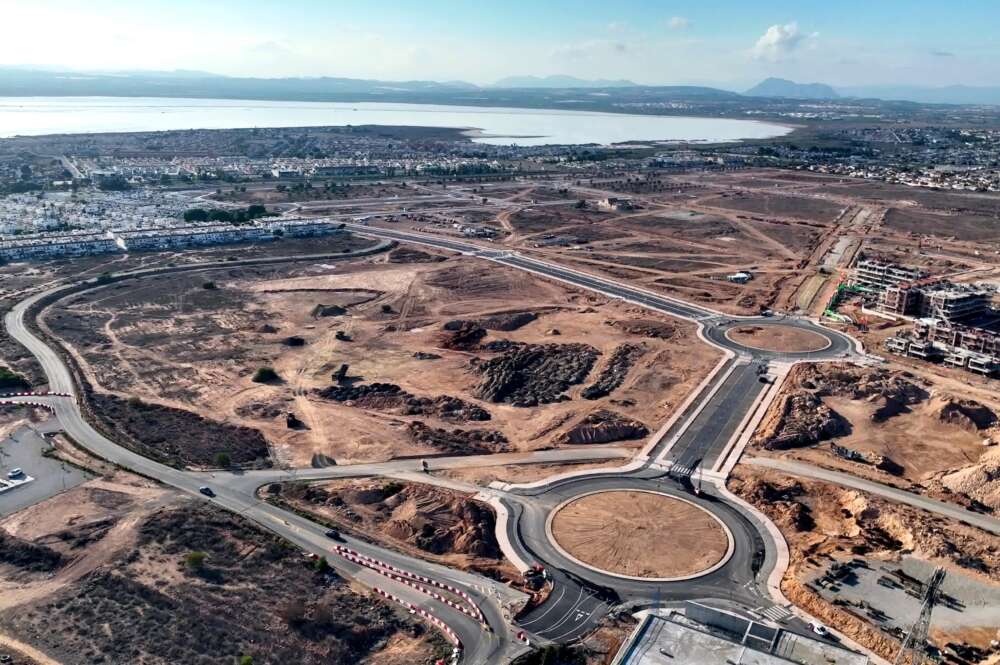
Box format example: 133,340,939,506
607,21,627,33
667,16,690,30
752,22,817,61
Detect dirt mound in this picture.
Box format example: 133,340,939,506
474,343,599,407
0,531,64,573
444,311,538,332
282,480,503,561
606,319,677,340
582,344,644,400
757,392,850,449
235,397,292,420
733,476,815,531
799,364,928,422
406,422,509,455
439,321,488,351
388,247,447,263
315,383,491,422
560,410,649,445
937,447,1000,510
935,396,997,431
311,303,347,318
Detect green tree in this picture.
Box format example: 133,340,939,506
214,452,231,468
252,367,280,383
185,551,207,571
238,657,254,665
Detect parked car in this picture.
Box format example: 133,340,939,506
198,486,215,498
6,468,23,479
810,622,829,637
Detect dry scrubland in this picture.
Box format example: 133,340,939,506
45,244,719,468
0,473,447,665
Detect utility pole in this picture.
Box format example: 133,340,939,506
894,567,945,665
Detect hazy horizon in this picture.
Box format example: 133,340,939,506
1,0,997,90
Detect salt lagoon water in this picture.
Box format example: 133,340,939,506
0,97,792,146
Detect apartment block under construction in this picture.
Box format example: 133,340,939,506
886,319,1000,377
852,258,992,322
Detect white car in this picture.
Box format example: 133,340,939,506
810,622,829,637
6,468,23,479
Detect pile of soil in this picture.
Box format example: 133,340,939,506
235,397,293,420
439,321,488,351
758,392,850,450
474,343,599,407
0,531,64,573
387,247,447,263
406,421,509,455
472,311,538,332
315,383,491,422
935,397,997,432
310,304,347,318
936,447,1000,510
560,410,649,445
582,344,644,400
799,364,929,422
606,319,677,340
281,480,503,561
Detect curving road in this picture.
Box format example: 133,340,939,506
3,224,879,662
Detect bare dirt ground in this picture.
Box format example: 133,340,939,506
0,471,448,665
268,478,518,584
45,246,719,467
549,491,729,579
726,325,831,352
730,466,1000,662
750,363,1000,511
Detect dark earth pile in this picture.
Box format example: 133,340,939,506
407,421,509,455
474,343,599,407
581,344,644,400
560,410,649,445
315,382,491,422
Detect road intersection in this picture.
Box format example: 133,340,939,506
3,224,873,663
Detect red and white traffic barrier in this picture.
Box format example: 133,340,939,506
373,586,463,652
0,391,71,398
0,400,54,412
334,545,487,625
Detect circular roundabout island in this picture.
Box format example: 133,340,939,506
725,324,831,353
547,490,733,581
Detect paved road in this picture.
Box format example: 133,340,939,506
747,457,1000,536
3,256,522,665
2,224,873,660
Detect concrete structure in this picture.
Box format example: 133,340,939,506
615,605,868,665
852,258,926,291
885,318,1000,377
918,283,992,321
114,224,275,252
0,232,119,262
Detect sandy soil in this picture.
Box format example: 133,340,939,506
549,491,729,579
48,250,719,467
751,362,1000,510
729,465,1000,660
726,325,831,352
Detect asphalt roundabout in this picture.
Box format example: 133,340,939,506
544,489,734,582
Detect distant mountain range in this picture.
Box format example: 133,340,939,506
1,67,998,107
745,78,839,100
491,75,637,89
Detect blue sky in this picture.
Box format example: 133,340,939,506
2,0,997,87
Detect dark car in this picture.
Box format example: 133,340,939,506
324,528,343,541
198,486,215,498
